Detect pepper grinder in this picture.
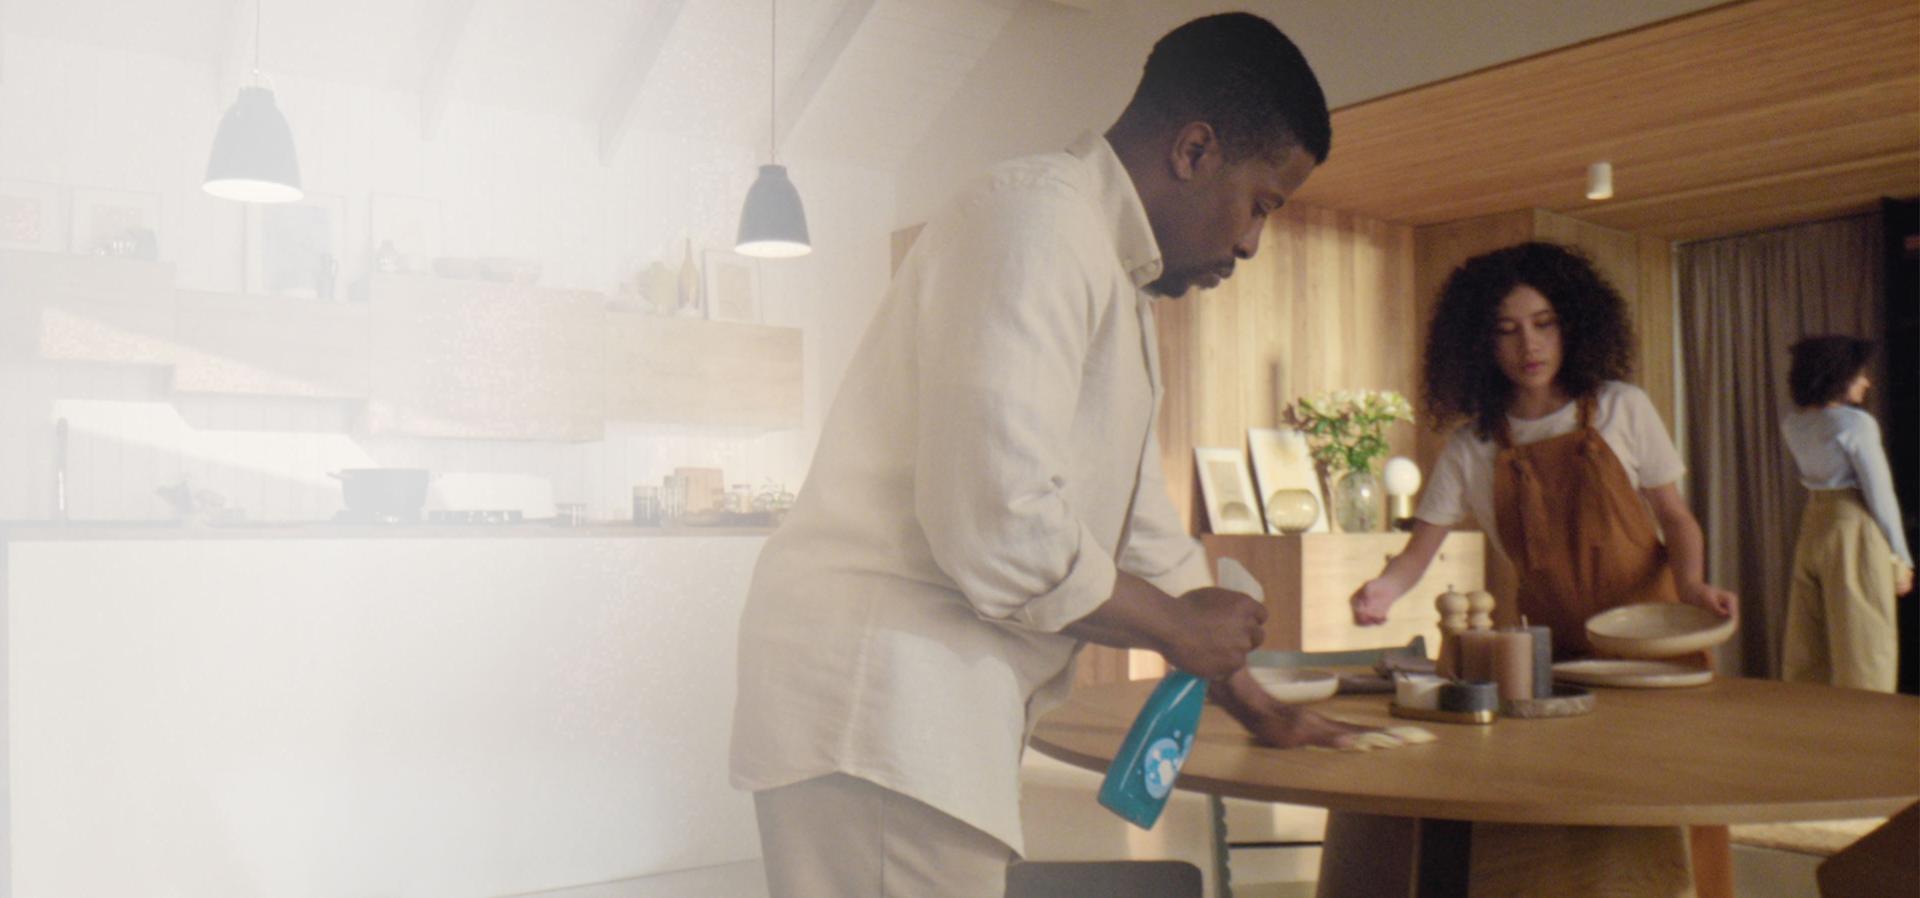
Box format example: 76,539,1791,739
1435,586,1469,678
1467,588,1494,628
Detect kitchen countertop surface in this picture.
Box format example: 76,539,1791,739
0,522,776,541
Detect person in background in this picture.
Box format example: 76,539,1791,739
731,14,1357,898
1349,241,1736,658
1781,336,1914,692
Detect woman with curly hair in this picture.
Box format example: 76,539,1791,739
1781,335,1913,691
1348,241,1735,659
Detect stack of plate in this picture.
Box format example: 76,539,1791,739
1553,603,1737,689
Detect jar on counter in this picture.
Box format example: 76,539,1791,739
632,486,662,526
660,475,689,524
729,484,753,514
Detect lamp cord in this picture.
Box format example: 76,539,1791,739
760,0,768,163
252,0,262,82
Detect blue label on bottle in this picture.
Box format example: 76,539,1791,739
1141,730,1191,799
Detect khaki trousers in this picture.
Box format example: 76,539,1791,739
1783,490,1899,691
754,773,1014,898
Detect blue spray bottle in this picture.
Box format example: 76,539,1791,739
1097,558,1261,829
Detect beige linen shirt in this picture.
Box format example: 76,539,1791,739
729,133,1211,854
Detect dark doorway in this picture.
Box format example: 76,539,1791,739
1883,198,1918,696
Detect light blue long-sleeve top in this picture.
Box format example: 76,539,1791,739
1782,405,1913,568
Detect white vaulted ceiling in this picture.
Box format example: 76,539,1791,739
10,0,1910,240
2,0,1021,167
5,0,1727,169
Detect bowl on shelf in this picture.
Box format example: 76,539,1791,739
1585,602,1736,659
477,256,543,286
1246,667,1339,704
432,256,481,280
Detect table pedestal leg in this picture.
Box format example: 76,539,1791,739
1314,812,1419,897
1468,822,1694,897
1688,825,1734,898
1317,812,1697,898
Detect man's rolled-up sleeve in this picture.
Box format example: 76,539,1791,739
1120,428,1211,597
910,188,1119,633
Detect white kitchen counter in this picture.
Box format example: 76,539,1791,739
2,532,766,898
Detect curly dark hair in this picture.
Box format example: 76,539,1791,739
1787,335,1874,407
1124,13,1332,163
1422,241,1636,440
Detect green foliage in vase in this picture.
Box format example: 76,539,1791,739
1287,389,1414,476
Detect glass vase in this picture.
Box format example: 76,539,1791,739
1333,468,1382,533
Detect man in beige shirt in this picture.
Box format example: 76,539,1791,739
732,13,1352,897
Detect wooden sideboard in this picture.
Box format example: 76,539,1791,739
1202,531,1486,655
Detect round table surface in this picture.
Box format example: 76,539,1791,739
1030,676,1920,826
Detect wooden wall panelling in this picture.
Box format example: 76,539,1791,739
603,313,803,430
172,290,371,399
365,275,607,441
1635,234,1677,437
1156,203,1418,530
0,251,177,365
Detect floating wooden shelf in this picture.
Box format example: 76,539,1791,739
0,253,806,439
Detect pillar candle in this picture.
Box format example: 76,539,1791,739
1439,680,1499,712
1458,630,1499,683
1492,628,1535,701
1395,674,1445,711
1527,624,1554,698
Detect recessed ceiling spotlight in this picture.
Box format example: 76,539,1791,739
1586,161,1614,201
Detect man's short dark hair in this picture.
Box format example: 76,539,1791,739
1128,13,1331,163
1788,335,1875,407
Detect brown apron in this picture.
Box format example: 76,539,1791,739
1493,397,1679,658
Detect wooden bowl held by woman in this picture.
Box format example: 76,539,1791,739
1585,602,1736,659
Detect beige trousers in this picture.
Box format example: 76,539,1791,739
1783,490,1899,691
754,773,1015,898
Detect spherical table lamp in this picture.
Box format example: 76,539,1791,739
1383,456,1422,531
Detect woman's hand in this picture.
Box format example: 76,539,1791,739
1350,577,1400,626
1346,521,1451,626
1682,580,1738,618
1897,564,1914,597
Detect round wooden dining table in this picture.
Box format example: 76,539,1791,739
1030,676,1920,898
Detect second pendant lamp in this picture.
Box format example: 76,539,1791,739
736,0,811,258
204,0,302,203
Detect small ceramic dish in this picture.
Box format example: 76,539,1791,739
1247,668,1340,704
1585,602,1736,659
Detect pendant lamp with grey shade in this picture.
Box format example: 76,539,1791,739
204,0,302,203
736,0,810,258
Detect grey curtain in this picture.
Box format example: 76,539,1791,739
1677,213,1885,677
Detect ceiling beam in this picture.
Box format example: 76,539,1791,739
420,0,481,141
773,0,877,155
596,0,690,166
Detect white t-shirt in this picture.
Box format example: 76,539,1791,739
1416,381,1685,560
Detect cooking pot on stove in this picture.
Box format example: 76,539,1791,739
330,468,431,519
